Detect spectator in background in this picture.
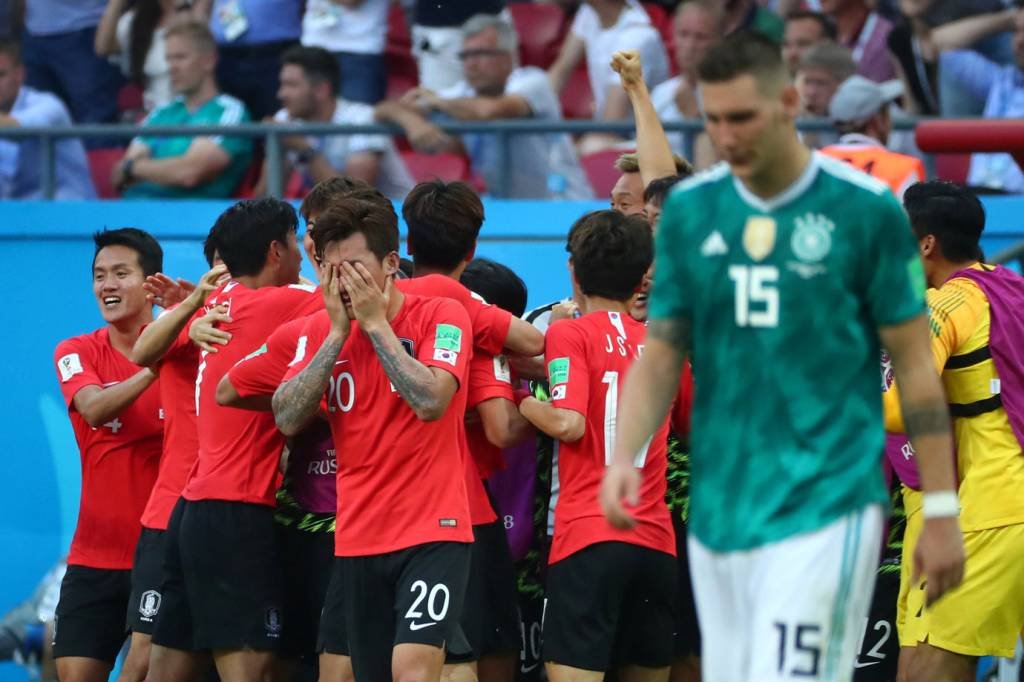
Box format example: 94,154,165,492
782,10,836,75
820,0,895,82
0,38,94,199
95,0,189,114
113,21,252,199
410,0,506,92
301,0,388,105
723,0,785,43
821,75,924,199
611,152,691,215
0,1,19,40
796,42,855,148
256,45,412,198
377,14,593,199
548,0,670,155
651,0,724,156
203,0,302,119
942,6,1024,193
20,0,122,135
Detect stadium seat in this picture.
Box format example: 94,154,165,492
386,4,411,54
560,65,594,119
385,50,419,100
87,148,124,199
508,2,566,68
642,3,673,47
580,148,631,198
933,153,971,185
117,83,144,120
400,151,470,183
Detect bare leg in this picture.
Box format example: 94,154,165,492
668,656,700,682
393,642,447,682
213,649,276,682
545,662,604,682
319,652,355,682
118,631,152,682
477,653,516,682
907,642,975,682
147,643,210,682
619,665,670,682
55,656,113,682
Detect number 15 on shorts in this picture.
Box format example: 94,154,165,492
774,621,821,677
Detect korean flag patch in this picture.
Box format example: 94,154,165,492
58,353,84,383
434,348,458,366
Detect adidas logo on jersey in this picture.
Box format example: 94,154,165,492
700,231,728,257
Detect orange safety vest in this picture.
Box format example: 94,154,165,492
821,135,925,198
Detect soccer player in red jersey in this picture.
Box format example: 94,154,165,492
51,228,165,682
519,211,678,680
273,199,474,682
148,199,322,682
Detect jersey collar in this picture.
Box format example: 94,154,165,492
731,151,821,213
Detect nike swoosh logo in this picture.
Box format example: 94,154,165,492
335,360,349,366
408,621,437,631
854,659,882,669
520,663,540,674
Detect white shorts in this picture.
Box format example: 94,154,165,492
689,504,883,682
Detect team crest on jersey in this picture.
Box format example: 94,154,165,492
791,213,834,263
265,607,282,638
742,216,776,261
138,590,161,621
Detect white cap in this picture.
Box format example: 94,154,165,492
829,75,904,124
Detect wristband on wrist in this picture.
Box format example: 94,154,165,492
922,490,959,519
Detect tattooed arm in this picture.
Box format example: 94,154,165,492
601,317,688,529
273,331,346,436
364,324,458,422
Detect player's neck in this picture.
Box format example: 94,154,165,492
834,3,869,45
932,259,979,289
593,0,625,28
581,296,630,316
108,312,153,358
411,263,460,280
386,284,405,321
184,80,218,112
743,139,812,200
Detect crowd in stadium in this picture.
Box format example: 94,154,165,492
0,0,1023,200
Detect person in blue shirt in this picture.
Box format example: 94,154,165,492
0,38,95,200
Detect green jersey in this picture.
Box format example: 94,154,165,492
125,94,252,199
650,153,926,552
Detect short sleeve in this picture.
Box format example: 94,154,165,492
339,103,389,156
229,323,303,398
648,187,694,321
863,193,927,327
569,4,596,39
470,303,513,357
54,339,102,409
545,320,588,417
417,300,473,387
12,92,69,128
467,353,514,409
282,314,330,383
208,98,252,154
505,69,556,119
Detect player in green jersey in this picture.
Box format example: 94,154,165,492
600,32,964,682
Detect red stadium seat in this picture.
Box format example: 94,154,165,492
386,4,411,54
642,2,673,46
87,148,124,199
560,64,594,119
117,83,144,119
580,148,631,198
933,153,972,185
508,2,566,68
400,151,471,183
385,50,419,100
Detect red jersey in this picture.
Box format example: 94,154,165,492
227,315,313,400
284,294,474,556
183,281,323,506
54,328,163,569
545,311,675,565
141,318,200,530
466,353,515,480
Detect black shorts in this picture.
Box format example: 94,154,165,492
277,523,335,661
127,527,166,635
672,515,701,658
854,565,900,681
448,521,520,662
157,499,283,652
151,497,194,651
543,542,677,671
337,541,471,682
53,565,131,663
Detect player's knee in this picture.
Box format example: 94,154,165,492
393,644,446,682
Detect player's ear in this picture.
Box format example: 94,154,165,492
779,83,800,119
383,252,400,278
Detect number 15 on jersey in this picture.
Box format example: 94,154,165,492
728,265,779,328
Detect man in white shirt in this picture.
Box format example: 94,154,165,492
300,0,388,104
548,0,669,154
257,45,413,199
376,14,592,200
0,38,95,199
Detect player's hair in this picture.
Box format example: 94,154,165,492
92,227,163,277
165,20,217,55
207,198,298,277
566,210,653,301
903,182,985,262
281,45,341,97
300,176,374,221
643,174,687,207
676,0,726,36
460,258,528,318
312,199,400,262
202,226,218,267
461,14,519,56
402,180,484,271
697,31,789,93
0,37,21,64
785,10,837,41
614,152,692,176
797,41,856,81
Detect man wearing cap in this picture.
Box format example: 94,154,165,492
821,74,925,199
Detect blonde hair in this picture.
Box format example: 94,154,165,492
165,20,217,55
614,153,693,176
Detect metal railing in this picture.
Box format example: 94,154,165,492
0,117,924,200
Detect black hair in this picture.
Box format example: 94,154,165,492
207,198,298,277
402,180,484,271
281,45,341,97
784,10,837,41
128,0,161,88
202,226,218,267
92,227,163,277
566,210,653,301
312,199,400,262
643,174,686,207
904,181,985,262
460,258,528,317
697,30,787,85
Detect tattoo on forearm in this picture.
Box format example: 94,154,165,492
366,328,438,414
273,336,344,433
903,399,953,440
647,317,692,351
